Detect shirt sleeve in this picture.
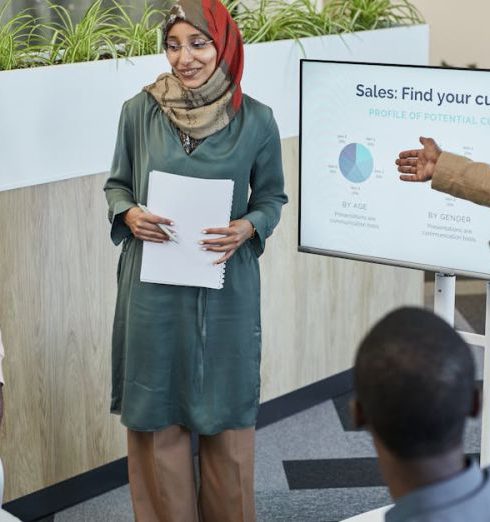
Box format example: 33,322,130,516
0,329,4,385
432,151,490,207
103,101,137,246
242,114,288,257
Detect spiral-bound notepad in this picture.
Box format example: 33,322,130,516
140,171,234,290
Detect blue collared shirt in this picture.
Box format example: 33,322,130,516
386,460,490,521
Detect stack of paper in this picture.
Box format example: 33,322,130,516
140,170,234,290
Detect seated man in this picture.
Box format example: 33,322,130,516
352,307,489,521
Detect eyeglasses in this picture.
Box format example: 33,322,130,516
164,39,214,55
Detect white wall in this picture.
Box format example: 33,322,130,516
411,0,490,68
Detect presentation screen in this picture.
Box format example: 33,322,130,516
300,60,490,279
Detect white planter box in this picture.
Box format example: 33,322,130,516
0,24,428,192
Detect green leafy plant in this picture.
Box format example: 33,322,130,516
0,0,424,71
441,60,478,70
0,1,38,70
327,0,423,32
42,0,120,64
107,2,166,57
224,0,422,43
231,0,346,43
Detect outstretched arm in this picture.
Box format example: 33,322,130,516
397,137,490,207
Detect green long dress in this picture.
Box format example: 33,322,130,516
104,91,288,434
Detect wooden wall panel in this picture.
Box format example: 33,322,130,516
0,137,423,501
0,175,127,501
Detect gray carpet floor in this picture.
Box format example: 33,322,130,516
35,277,485,521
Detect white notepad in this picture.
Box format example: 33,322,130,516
140,171,234,289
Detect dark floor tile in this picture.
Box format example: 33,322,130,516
284,453,480,491
283,457,385,490
4,458,128,522
332,391,359,432
457,294,486,334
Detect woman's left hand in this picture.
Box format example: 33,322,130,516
201,219,254,265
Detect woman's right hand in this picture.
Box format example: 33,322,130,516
123,206,174,243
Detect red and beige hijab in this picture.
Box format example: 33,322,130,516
144,0,244,140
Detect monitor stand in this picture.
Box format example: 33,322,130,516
434,273,490,466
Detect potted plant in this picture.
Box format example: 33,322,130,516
0,0,426,191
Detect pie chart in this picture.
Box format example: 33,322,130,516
339,143,374,183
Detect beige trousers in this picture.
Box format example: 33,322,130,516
127,426,256,522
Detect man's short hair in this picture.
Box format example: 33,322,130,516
354,307,475,459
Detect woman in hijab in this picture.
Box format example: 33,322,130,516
104,1,287,520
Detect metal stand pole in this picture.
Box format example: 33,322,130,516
480,283,490,466
433,273,490,465
435,274,490,466
433,273,456,326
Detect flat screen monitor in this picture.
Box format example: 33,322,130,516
299,60,490,279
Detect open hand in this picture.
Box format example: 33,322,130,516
123,206,175,243
201,219,254,265
396,137,442,182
